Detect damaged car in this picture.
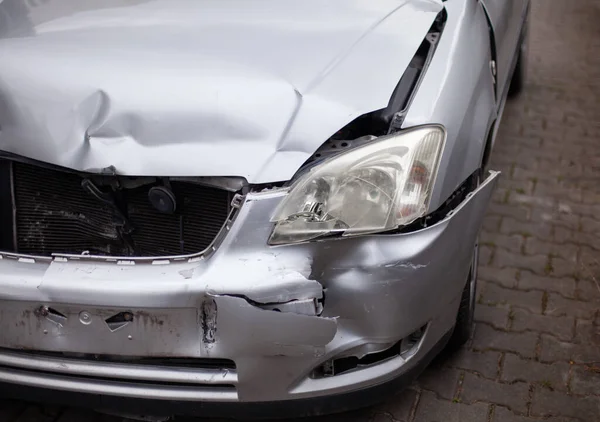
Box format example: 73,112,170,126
0,0,530,418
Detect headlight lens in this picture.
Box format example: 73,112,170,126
269,125,446,245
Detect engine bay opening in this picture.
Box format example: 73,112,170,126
0,155,242,258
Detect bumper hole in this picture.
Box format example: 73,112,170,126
313,325,427,378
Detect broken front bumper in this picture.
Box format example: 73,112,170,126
0,172,498,408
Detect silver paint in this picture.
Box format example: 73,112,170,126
0,172,499,401
0,0,528,407
479,0,529,98
0,0,442,182
403,0,493,209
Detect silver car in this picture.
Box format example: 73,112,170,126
0,0,529,418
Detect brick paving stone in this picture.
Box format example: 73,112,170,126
491,248,549,275
375,389,418,421
415,367,461,400
533,182,584,204
492,405,579,422
500,217,553,242
580,217,600,235
529,207,580,233
482,215,502,232
571,365,600,396
525,237,578,262
554,226,600,252
480,232,524,255
472,324,538,358
487,202,531,221
512,167,543,183
531,387,600,421
501,354,569,391
479,281,544,313
478,266,519,288
412,391,488,422
461,373,529,414
479,245,493,267
491,187,510,205
517,271,577,298
510,308,575,341
540,334,598,364
579,248,600,286
577,278,600,302
548,256,580,278
562,202,600,220
475,304,510,329
574,319,600,345
446,350,501,379
507,192,557,211
545,294,598,319
490,406,530,422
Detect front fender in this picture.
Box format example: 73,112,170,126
402,0,497,210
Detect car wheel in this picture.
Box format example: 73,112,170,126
508,22,529,97
445,242,479,352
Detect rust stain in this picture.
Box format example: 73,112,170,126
134,310,166,327
200,298,217,344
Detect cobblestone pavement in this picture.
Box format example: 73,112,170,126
2,0,600,421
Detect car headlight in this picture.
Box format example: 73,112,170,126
269,125,446,245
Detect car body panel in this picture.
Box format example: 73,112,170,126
0,0,442,183
0,0,528,413
402,0,496,210
0,171,499,402
479,0,530,98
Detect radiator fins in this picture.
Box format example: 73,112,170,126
11,162,231,257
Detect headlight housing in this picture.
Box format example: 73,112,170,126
269,125,446,245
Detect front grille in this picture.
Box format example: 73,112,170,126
7,160,232,257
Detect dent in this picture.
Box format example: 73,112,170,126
211,295,337,357
0,172,497,363
0,0,442,183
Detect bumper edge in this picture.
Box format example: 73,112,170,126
0,329,452,419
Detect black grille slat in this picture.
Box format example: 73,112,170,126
10,161,231,257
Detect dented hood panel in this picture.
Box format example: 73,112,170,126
0,0,442,182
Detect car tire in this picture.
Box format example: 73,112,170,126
445,243,478,352
508,50,525,97
508,18,529,97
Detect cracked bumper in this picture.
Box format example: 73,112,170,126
0,172,498,406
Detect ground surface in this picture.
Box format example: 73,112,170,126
2,0,600,420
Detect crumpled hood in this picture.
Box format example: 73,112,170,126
0,0,442,182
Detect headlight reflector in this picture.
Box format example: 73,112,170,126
269,125,446,245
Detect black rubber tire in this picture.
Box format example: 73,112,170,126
445,249,477,352
508,49,525,97
508,10,529,98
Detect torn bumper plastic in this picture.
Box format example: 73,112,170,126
0,172,498,403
